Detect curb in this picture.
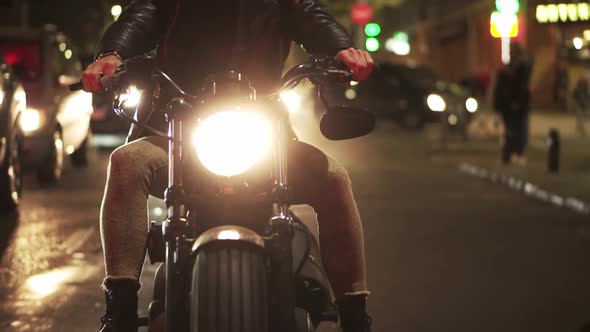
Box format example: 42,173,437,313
459,163,590,216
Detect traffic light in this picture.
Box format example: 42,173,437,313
490,0,519,38
364,23,381,52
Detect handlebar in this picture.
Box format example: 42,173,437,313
69,67,127,92
69,56,352,94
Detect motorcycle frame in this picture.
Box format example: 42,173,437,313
161,93,297,332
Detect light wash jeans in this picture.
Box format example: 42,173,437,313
100,135,368,298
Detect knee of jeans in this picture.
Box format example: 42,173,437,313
108,145,151,186
327,161,352,187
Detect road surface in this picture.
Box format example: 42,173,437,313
1,121,589,332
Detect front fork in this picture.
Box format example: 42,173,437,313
164,108,189,332
268,113,297,332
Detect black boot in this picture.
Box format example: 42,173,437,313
338,294,372,332
99,279,140,332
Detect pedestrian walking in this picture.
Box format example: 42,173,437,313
572,78,589,136
493,42,533,165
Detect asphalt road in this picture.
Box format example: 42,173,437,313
1,119,589,332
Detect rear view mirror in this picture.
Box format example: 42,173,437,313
320,105,375,140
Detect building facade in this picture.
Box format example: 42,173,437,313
376,0,588,109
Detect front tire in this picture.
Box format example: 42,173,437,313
191,242,269,332
0,133,22,212
37,129,64,185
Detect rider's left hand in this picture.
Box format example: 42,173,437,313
336,48,375,81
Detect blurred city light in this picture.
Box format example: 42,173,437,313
364,23,381,37
490,12,519,38
495,0,519,14
366,37,380,52
59,42,66,52
345,89,357,100
111,5,123,20
537,3,590,23
20,109,41,132
466,97,479,113
584,30,590,40
574,37,584,50
386,32,410,56
64,49,72,59
502,37,511,64
448,114,458,126
351,3,374,26
427,94,446,112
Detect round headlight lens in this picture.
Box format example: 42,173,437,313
427,94,446,112
20,108,42,132
466,97,478,113
192,111,273,177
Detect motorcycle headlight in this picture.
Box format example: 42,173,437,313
20,108,42,132
466,97,478,113
191,111,273,177
427,94,446,112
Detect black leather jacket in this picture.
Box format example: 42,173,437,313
96,0,355,140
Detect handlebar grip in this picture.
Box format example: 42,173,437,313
69,82,84,92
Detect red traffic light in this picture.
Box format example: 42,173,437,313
351,3,374,26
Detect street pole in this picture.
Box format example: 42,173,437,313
20,0,30,30
355,0,368,49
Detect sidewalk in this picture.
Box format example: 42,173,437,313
427,110,590,204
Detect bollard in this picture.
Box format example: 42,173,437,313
547,128,560,173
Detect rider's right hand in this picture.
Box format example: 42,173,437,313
82,55,123,92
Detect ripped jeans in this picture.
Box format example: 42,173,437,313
100,135,368,299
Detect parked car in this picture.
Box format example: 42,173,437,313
0,60,26,211
318,63,479,130
0,25,93,184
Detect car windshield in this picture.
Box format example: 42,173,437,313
0,41,42,81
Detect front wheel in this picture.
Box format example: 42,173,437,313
191,242,269,332
0,133,22,212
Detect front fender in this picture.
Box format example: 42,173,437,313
191,225,265,254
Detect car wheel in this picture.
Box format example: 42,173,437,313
70,131,90,167
0,132,23,212
37,129,64,185
401,111,424,130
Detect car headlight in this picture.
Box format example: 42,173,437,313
191,111,273,177
427,94,446,112
466,97,478,113
20,108,42,132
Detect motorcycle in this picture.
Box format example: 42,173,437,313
71,55,375,332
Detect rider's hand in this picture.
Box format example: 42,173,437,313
336,48,374,81
82,55,123,92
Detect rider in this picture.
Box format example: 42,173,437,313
83,1,374,331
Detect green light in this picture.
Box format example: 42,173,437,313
366,37,380,52
496,0,519,14
393,32,409,43
365,23,381,37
